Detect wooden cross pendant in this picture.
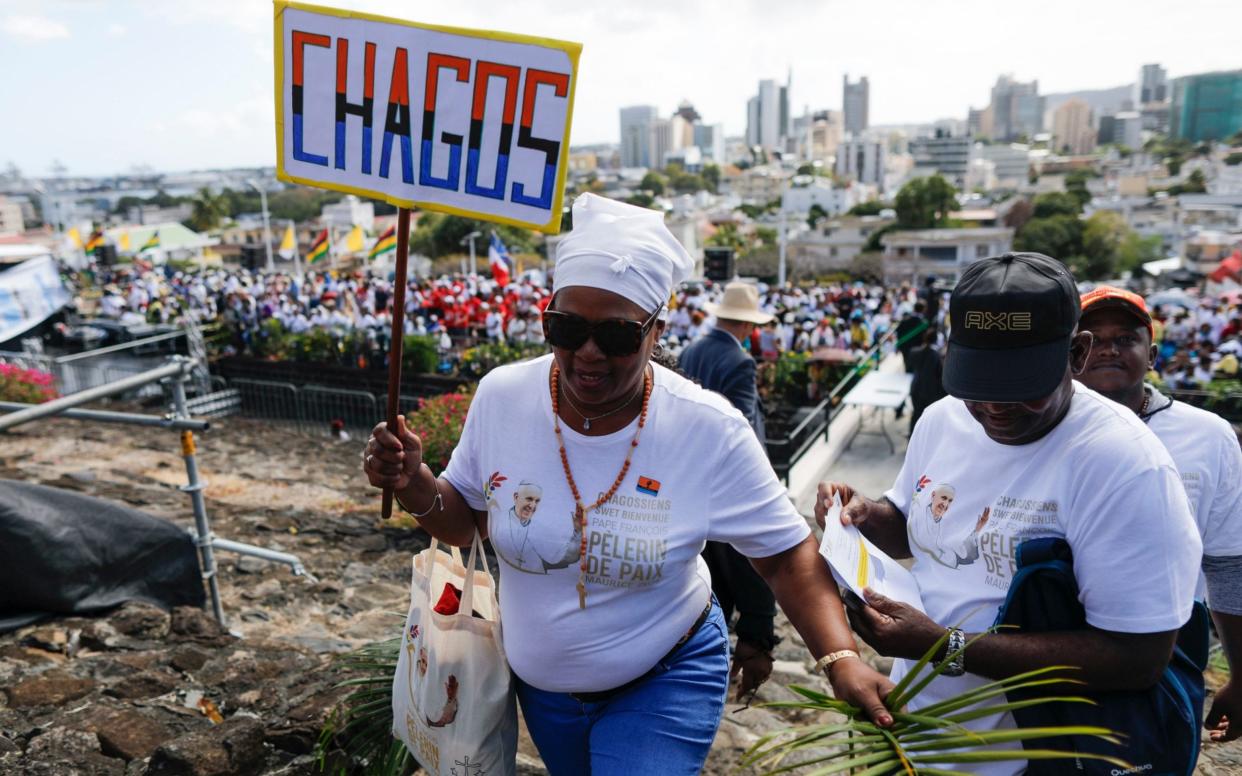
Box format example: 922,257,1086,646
576,579,587,609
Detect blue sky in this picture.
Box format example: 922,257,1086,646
2,0,1240,177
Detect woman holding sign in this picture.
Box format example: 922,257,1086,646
362,193,894,774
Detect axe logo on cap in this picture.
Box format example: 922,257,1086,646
963,311,1033,331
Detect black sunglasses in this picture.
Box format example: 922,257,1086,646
542,307,662,357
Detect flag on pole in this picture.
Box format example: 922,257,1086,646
140,231,160,252
278,223,296,259
307,229,330,264
84,231,105,256
345,224,365,253
488,231,513,286
368,224,397,260
67,227,83,250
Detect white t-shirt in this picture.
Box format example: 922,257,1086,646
882,383,1201,776
1146,389,1242,599
443,354,809,693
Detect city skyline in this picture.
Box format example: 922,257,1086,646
3,0,1241,177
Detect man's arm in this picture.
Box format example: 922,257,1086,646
719,356,761,429
815,483,911,559
1204,555,1242,741
853,590,1178,692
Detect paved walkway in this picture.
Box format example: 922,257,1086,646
787,354,908,515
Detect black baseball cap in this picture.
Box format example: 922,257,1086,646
944,253,1079,402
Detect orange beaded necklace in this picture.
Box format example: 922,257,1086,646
550,362,653,609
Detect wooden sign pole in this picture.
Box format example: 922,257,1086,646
382,207,412,519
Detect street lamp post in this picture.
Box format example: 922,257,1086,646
247,179,274,273
461,230,482,277
778,209,788,288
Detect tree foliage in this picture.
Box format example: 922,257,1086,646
1014,214,1083,262
1064,169,1095,209
639,171,665,195
1031,192,1082,219
706,221,745,251
664,164,707,194
894,176,957,229
701,163,721,193
807,203,828,229
847,200,885,217
408,212,537,258
187,187,227,232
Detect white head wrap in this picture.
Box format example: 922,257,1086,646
553,193,693,314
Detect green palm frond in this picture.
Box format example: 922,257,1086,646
741,632,1132,775
315,619,413,776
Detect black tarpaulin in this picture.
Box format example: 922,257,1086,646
0,479,205,633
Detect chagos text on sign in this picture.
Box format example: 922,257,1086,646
274,1,581,233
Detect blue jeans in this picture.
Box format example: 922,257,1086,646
515,601,731,775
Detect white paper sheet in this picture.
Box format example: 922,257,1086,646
817,495,925,612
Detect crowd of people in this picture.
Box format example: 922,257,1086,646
1148,296,1242,388
70,262,933,363
68,260,1241,400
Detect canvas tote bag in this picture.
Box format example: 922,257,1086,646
392,531,517,776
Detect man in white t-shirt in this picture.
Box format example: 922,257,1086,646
817,253,1202,774
1078,285,1242,743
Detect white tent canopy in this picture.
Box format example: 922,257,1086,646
1143,256,1182,276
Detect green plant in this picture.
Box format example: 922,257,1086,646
252,318,292,360
742,630,1129,774
315,630,412,776
405,385,475,471
402,334,439,374
456,341,547,381
0,363,57,403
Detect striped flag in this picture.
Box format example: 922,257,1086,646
140,231,160,252
488,231,512,286
84,231,105,256
368,224,397,260
306,229,330,264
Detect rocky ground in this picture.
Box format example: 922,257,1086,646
0,410,1238,774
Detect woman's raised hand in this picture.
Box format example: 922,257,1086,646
363,415,423,492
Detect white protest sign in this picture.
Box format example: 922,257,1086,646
274,1,581,233
818,494,925,612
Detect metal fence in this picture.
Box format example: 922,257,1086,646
224,378,425,438
0,329,191,399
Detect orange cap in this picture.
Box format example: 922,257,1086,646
1080,285,1154,340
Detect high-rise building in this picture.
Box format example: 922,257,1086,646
619,105,658,168
649,117,673,170
670,114,695,152
976,143,1031,188
1137,64,1168,105
1170,69,1242,142
693,123,726,164
1109,111,1143,150
745,78,789,151
674,101,701,124
1051,99,1097,155
835,140,887,193
967,106,994,140
843,75,870,136
910,133,972,189
989,76,1044,141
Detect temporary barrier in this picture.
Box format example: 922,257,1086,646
0,356,317,625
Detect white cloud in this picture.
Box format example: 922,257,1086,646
106,23,126,37
2,14,71,41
